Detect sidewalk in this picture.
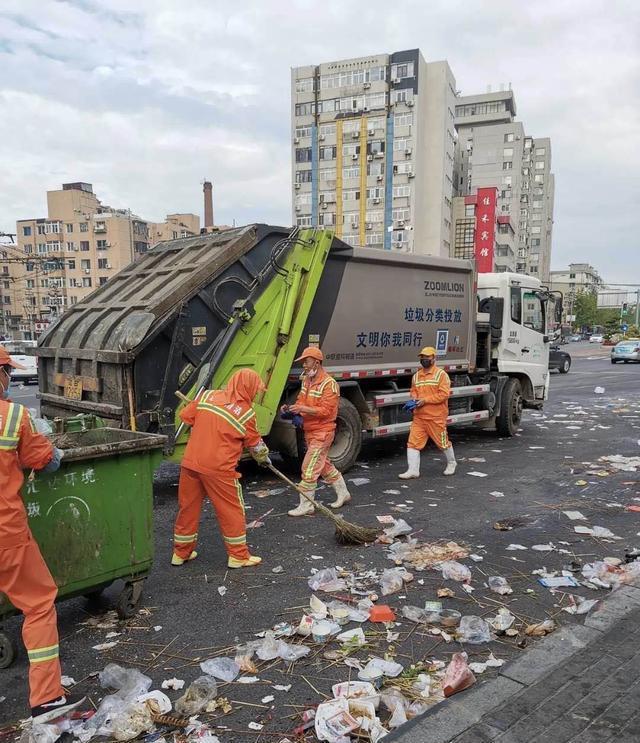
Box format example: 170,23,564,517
388,583,640,743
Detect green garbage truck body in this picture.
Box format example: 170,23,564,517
37,225,558,470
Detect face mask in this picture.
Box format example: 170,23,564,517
305,367,318,379
420,358,434,369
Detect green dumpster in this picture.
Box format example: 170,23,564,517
0,425,166,668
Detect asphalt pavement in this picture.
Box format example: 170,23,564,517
1,346,639,740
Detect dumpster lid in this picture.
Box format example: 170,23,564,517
52,428,167,462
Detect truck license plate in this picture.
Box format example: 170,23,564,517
64,377,83,400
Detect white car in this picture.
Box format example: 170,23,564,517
2,342,38,384
589,334,604,343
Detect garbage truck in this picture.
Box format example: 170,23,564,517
36,225,561,471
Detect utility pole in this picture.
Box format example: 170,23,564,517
636,288,640,329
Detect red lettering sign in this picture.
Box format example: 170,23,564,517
474,187,497,273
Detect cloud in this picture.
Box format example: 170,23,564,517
1,0,638,282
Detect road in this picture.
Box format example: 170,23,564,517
1,347,639,738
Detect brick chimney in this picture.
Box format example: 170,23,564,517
203,180,213,228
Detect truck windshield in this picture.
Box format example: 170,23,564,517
522,291,545,333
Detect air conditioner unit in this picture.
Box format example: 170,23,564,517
106,263,112,269
368,128,375,136
394,241,405,249
373,197,381,204
362,106,369,112
374,152,384,159
294,137,300,144
84,269,91,274
392,77,400,84
366,222,372,230
352,131,359,139
367,154,373,161
398,220,405,227
407,172,415,179
351,222,359,229
321,203,328,210
295,206,302,212
319,134,326,141
406,100,414,107
294,183,301,190
363,82,371,89
376,175,384,182
405,148,412,156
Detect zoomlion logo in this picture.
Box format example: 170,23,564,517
424,281,465,292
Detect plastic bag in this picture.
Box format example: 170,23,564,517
20,724,64,743
200,657,240,682
110,702,155,742
440,561,472,583
383,519,413,539
489,608,515,633
381,689,409,728
380,568,404,596
457,615,491,644
175,675,218,716
307,568,346,592
33,417,54,436
256,630,310,661
443,652,476,697
488,576,513,595
99,664,152,699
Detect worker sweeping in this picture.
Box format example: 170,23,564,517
172,368,271,568
399,346,457,479
282,346,351,516
0,348,85,723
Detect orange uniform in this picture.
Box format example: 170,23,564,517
295,368,341,494
0,400,62,708
407,365,452,451
173,369,265,561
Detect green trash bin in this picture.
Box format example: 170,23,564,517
0,426,166,668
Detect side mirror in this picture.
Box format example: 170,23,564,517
544,336,551,344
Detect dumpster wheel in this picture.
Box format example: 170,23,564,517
116,581,144,620
0,632,15,669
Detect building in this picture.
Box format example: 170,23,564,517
3,183,200,339
453,89,555,280
291,51,457,256
549,263,604,322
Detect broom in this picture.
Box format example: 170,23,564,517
266,463,380,546
174,391,380,545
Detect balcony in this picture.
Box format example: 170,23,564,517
94,222,107,233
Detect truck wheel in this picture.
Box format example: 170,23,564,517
496,378,523,437
0,632,15,669
329,398,362,473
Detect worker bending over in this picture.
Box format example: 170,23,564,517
399,346,457,478
172,368,271,569
282,346,351,516
0,348,84,723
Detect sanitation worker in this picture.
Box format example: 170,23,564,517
282,346,351,516
172,368,271,569
399,346,457,478
0,347,86,722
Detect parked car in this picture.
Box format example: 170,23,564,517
589,334,604,343
611,339,640,364
569,334,582,342
3,342,38,384
549,346,572,374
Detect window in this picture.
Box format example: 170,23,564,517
535,161,545,170
531,226,541,234
393,161,413,175
344,212,359,227
319,145,336,160
66,241,75,251
296,215,312,227
98,258,109,269
79,223,88,232
392,62,414,79
295,147,312,163
67,260,75,270
511,288,522,323
393,185,411,198
523,291,544,332
342,189,360,201
96,239,108,249
365,233,383,246
503,148,514,157
295,169,312,184
392,208,410,221
364,210,383,223
295,77,315,93
524,138,533,149
80,241,90,251
393,137,410,151
454,101,507,117
504,133,514,143
22,226,32,236
394,112,413,127
24,243,33,254
37,243,47,254
26,279,35,289
367,140,385,156
465,204,475,217
503,161,513,170
531,239,541,247
295,126,312,139
318,212,336,227
37,224,45,235
535,147,546,156
343,144,360,158
342,166,359,179
392,89,413,104
502,176,512,186
534,174,544,183
295,192,312,206
319,123,336,137
81,259,91,270
294,102,315,116
367,161,384,176
82,277,92,288
65,224,73,233
319,168,337,181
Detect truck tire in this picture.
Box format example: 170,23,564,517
496,378,523,437
329,398,362,473
559,358,571,374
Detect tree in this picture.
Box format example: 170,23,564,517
574,291,597,330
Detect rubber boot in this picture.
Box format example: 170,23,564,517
329,475,352,509
443,445,457,476
171,550,198,566
288,489,316,517
399,448,420,479
228,555,262,568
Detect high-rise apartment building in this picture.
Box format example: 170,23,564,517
453,89,554,280
291,51,457,256
549,262,604,322
3,183,200,339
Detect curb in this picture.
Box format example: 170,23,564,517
386,583,640,742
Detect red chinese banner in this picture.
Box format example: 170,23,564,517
474,187,497,273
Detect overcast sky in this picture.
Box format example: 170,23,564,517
1,0,638,283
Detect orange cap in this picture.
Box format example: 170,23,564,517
419,346,436,357
295,346,324,362
0,346,26,370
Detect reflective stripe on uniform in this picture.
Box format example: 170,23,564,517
196,403,246,435
235,479,245,516
174,532,198,543
238,409,255,425
223,534,247,545
0,403,24,451
304,447,322,480
27,643,59,664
